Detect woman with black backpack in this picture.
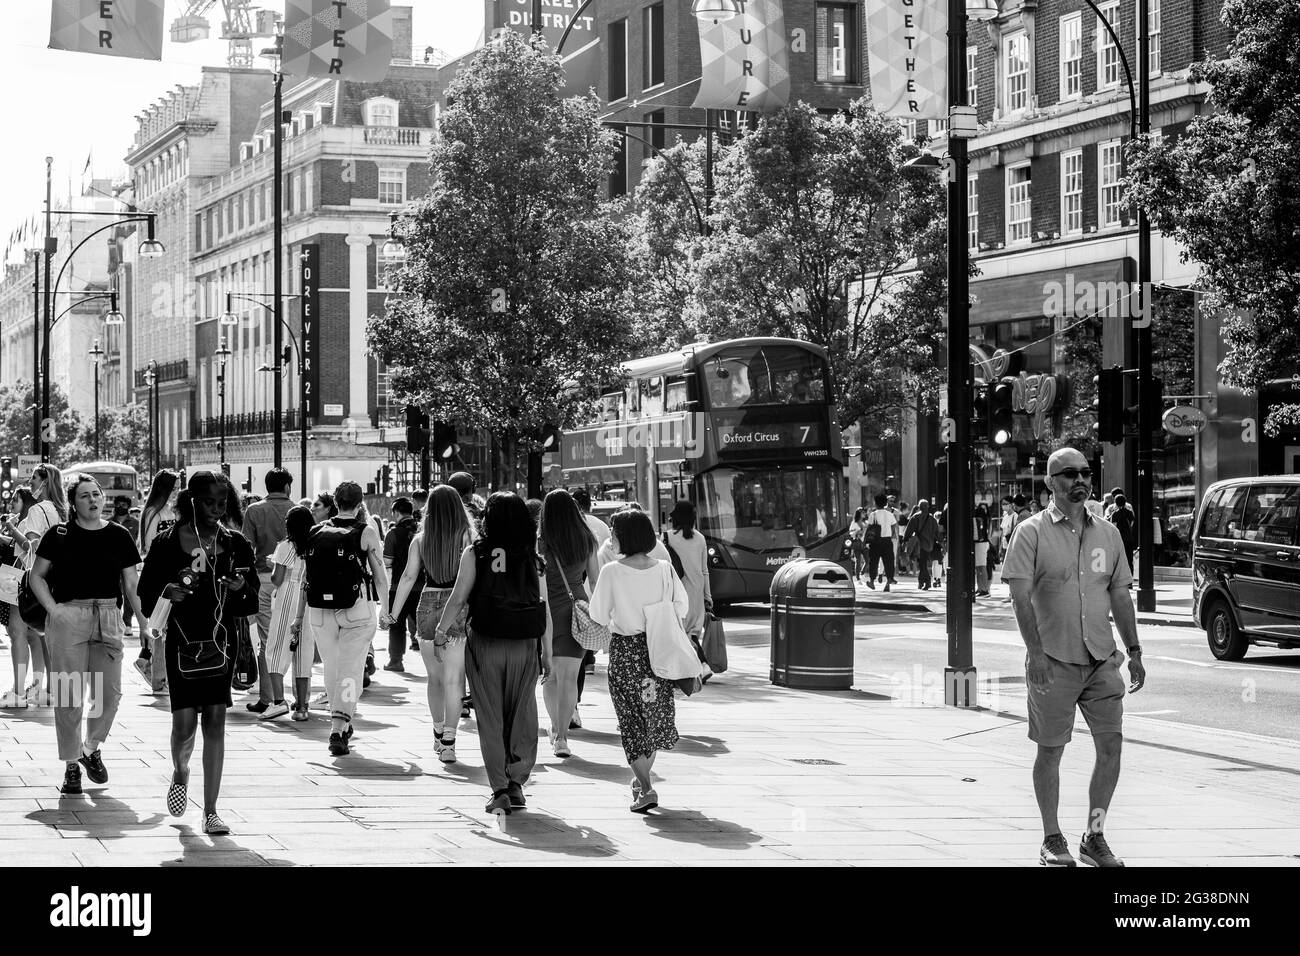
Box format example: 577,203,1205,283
138,471,259,834
537,488,600,759
434,492,552,815
29,474,146,797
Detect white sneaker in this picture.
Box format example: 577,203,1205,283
439,743,457,764
259,701,291,720
0,688,28,709
433,732,446,755
25,683,52,707
310,692,330,709
133,658,152,684
553,737,571,758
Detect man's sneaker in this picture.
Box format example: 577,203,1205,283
506,782,526,808
328,732,349,756
383,661,404,673
60,763,83,795
0,688,28,709
290,707,310,722
25,683,53,707
1079,832,1125,867
259,700,290,721
78,749,108,785
310,692,330,710
439,741,457,764
1039,833,1077,867
485,791,512,815
245,700,270,714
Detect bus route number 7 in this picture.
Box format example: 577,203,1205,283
799,426,811,444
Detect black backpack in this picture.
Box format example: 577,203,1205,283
305,519,370,610
467,542,546,640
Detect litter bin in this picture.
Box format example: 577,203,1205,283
770,560,856,689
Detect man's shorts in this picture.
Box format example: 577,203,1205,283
1027,653,1126,746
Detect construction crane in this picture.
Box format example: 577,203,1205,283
170,1,281,68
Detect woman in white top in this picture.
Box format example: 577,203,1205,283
588,508,689,813
664,500,713,678
135,470,180,690
596,503,671,566
0,484,55,708
262,506,316,721
1,465,67,708
863,493,899,591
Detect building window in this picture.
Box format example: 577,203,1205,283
609,124,628,196
646,108,665,161
608,19,627,102
1097,1,1120,90
1060,149,1083,235
1059,13,1082,100
900,118,918,141
195,213,204,251
816,3,857,84
1005,163,1031,244
259,186,266,222
1099,139,1124,227
967,173,978,249
1143,0,1162,75
1002,31,1029,115
966,45,978,106
378,168,405,205
642,3,664,90
366,97,399,127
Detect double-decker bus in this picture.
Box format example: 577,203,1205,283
560,338,852,605
62,461,142,505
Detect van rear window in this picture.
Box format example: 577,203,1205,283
1199,486,1247,540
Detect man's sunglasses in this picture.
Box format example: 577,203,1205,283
1050,468,1092,481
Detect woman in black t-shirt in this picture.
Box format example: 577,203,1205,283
138,472,259,836
29,474,145,797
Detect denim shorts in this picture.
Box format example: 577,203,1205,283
416,587,466,644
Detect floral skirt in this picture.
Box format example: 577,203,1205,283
608,632,678,764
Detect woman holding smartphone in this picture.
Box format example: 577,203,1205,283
138,471,259,835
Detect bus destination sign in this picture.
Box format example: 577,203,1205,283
714,415,828,457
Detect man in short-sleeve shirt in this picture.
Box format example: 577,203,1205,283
1001,447,1145,868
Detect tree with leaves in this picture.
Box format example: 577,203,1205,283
367,31,633,495
0,379,82,466
1126,0,1300,435
60,402,152,474
670,100,949,433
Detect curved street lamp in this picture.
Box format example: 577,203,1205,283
691,0,742,23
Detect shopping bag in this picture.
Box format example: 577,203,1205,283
0,564,22,605
231,617,258,691
644,564,702,682
702,613,728,673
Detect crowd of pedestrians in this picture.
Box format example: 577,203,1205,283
0,464,715,827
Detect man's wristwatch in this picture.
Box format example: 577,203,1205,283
1127,646,1143,657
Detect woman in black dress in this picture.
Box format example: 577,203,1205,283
138,471,259,835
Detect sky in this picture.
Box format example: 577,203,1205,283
0,1,486,257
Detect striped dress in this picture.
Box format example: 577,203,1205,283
265,539,311,680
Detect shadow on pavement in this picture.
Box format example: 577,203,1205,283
467,807,617,858
30,791,167,837
640,807,762,847
161,826,294,867
308,754,425,778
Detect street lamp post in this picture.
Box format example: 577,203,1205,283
215,337,232,473
223,291,303,480
88,338,105,460
144,361,158,475
259,33,287,468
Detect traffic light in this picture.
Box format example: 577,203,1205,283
378,464,392,494
539,423,562,455
404,404,429,453
970,382,990,444
431,421,459,461
987,380,1015,448
0,458,12,504
1092,367,1125,444
1141,377,1164,436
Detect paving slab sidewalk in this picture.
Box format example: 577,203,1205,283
0,620,1293,867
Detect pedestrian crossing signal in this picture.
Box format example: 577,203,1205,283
431,422,459,461
987,381,1015,448
1092,367,1125,445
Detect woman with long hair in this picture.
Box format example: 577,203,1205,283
537,489,600,758
665,499,714,680
7,465,69,708
216,473,244,532
29,474,146,795
385,485,474,762
434,492,551,814
589,508,689,813
136,470,180,690
848,507,867,581
137,471,259,834
261,506,316,721
0,487,44,708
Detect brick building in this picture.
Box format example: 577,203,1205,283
182,8,447,494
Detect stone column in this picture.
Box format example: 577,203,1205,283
345,233,372,422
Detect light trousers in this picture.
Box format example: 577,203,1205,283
307,602,375,723
45,599,124,762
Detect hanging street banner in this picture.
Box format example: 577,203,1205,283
283,0,395,83
300,244,321,419
49,0,165,61
692,0,791,112
864,0,947,119
491,0,601,97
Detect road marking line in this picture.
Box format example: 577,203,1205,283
1128,710,1179,716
